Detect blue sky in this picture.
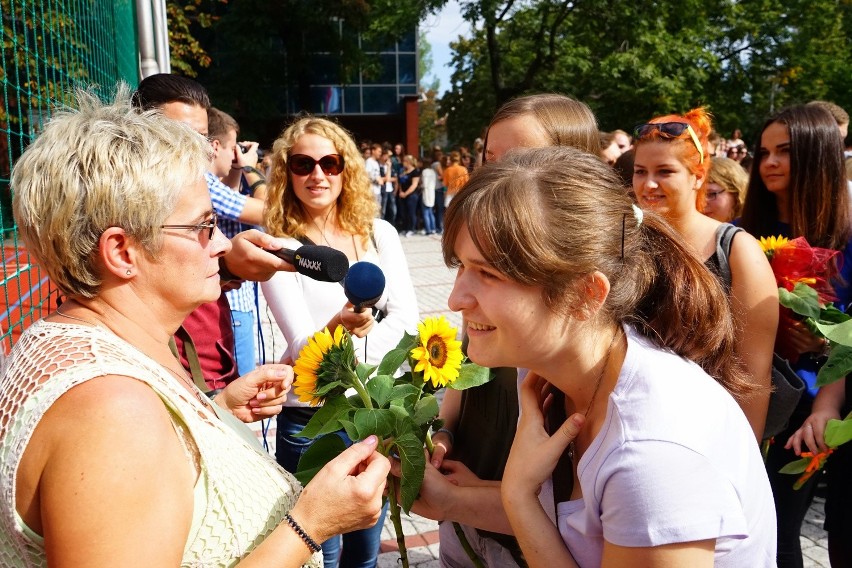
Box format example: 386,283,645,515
422,1,470,96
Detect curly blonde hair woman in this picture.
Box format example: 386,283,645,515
261,115,419,568
265,116,377,252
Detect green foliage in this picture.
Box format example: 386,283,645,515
442,0,852,146
294,322,490,521
825,417,852,448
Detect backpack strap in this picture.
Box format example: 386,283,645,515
714,223,744,291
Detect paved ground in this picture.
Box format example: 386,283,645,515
254,232,830,567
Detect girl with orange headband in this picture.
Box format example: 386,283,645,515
632,108,778,440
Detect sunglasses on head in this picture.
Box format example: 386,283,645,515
633,122,705,164
287,154,345,176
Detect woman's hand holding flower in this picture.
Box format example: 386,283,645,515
293,435,390,542
215,364,293,422
786,410,838,456
429,430,453,468
785,319,827,357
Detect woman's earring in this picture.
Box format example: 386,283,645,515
126,269,132,276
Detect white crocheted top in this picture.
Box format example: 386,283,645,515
0,320,322,567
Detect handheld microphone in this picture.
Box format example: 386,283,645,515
270,245,349,282
344,262,386,313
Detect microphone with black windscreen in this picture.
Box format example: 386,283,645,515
344,262,386,313
269,245,349,282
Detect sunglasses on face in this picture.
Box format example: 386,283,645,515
633,122,705,164
161,212,218,241
287,154,345,176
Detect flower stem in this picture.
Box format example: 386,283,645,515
387,473,410,568
424,434,483,568
349,370,374,409
452,522,485,568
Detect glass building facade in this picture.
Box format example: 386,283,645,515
295,23,418,116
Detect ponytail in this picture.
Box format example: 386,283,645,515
628,212,753,400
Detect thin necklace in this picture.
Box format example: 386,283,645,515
55,304,98,326
312,206,336,247
312,206,359,260
567,327,622,463
55,303,211,409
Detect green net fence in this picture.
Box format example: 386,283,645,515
1,0,139,353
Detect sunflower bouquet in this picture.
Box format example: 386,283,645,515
759,236,852,487
290,316,491,567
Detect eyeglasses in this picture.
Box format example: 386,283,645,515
288,154,345,176
633,122,705,164
161,213,218,241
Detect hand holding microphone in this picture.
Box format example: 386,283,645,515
338,262,386,337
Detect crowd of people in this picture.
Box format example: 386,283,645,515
1,71,852,568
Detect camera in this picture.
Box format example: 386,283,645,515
238,143,249,154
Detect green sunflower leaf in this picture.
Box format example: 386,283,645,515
414,394,439,425
353,408,397,439
393,431,427,513
296,397,353,438
294,434,346,485
367,374,394,407
394,331,421,352
820,304,850,324
391,383,422,405
449,363,494,390
825,417,852,448
339,418,359,441
378,348,410,376
778,458,810,475
817,344,852,387
814,319,852,348
356,362,377,383
388,401,410,431
779,284,821,320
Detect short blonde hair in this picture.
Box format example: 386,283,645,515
11,85,211,298
265,116,377,242
706,157,749,218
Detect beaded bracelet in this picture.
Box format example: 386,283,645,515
433,427,455,446
284,513,321,553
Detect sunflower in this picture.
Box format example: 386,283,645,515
758,235,789,260
293,325,352,406
411,316,464,388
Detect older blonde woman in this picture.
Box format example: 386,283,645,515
1,89,388,567
703,156,749,223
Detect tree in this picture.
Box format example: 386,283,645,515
418,30,446,150
440,0,852,146
167,0,228,77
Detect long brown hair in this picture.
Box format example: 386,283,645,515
443,146,752,400
741,104,851,250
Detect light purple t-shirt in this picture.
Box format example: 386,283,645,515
556,327,776,567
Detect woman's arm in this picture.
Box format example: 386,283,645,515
729,231,779,440
602,540,714,568
431,387,461,467
502,373,582,567
28,375,389,567
33,376,196,566
358,221,420,365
